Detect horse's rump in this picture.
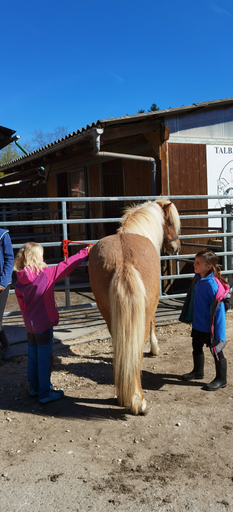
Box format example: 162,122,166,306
88,232,160,332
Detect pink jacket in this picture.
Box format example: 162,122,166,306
15,248,89,333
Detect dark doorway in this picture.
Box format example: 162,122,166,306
102,160,124,236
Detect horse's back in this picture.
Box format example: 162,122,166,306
88,233,160,329
88,234,121,329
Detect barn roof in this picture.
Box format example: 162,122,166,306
1,96,233,177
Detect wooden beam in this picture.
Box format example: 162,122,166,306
101,118,161,142
144,129,161,159
55,149,69,157
45,164,51,182
160,124,170,143
161,141,169,195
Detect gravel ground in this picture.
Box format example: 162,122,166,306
1,315,233,512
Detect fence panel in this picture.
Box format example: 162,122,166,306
0,195,233,315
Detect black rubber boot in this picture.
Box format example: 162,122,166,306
0,329,12,360
206,358,227,391
182,353,204,380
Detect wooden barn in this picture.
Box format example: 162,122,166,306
1,97,233,248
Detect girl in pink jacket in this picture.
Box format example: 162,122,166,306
14,242,90,403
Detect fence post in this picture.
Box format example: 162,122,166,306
226,204,233,306
62,201,70,308
222,206,227,273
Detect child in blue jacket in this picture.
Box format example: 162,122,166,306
0,229,14,360
179,250,230,391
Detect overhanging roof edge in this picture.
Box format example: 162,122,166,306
1,96,233,172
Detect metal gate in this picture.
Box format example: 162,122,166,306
1,195,233,316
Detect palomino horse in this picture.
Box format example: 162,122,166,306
88,198,181,415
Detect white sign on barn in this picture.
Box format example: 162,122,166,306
206,145,233,228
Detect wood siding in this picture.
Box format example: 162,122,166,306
168,143,207,196
164,143,209,292
167,143,208,236
124,158,151,197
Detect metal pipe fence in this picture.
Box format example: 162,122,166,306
1,195,233,314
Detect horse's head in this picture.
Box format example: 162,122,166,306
118,198,181,256
160,201,181,255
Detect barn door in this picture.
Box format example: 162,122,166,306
164,142,208,293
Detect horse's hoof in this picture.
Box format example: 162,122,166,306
140,399,147,414
150,347,160,356
149,351,157,357
131,397,147,415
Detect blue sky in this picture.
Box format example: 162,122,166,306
1,0,233,145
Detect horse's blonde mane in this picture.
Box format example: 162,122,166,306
118,198,180,253
157,197,181,234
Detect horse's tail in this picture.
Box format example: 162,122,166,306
109,263,146,414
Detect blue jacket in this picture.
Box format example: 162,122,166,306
0,229,14,289
193,273,219,333
179,272,230,357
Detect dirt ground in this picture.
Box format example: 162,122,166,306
1,313,233,512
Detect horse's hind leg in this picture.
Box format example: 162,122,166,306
149,319,159,356
131,372,147,415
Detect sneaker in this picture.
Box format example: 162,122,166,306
29,383,53,397
39,389,64,403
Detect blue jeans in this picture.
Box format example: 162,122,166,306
27,328,53,400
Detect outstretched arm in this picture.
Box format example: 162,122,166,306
45,247,90,284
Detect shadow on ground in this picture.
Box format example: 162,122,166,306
0,347,204,421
